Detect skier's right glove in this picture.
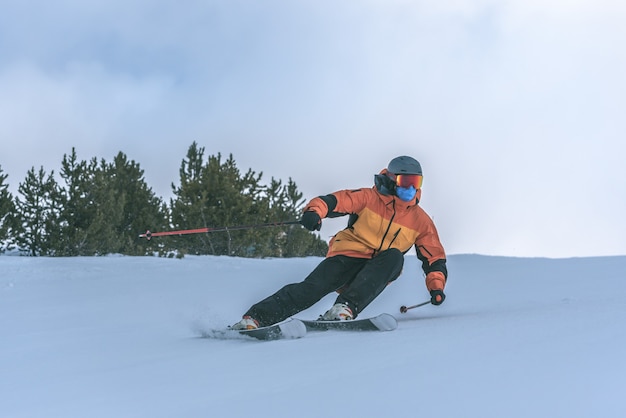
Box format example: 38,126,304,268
300,211,322,231
430,289,446,306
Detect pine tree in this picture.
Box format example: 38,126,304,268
171,145,265,256
0,165,16,253
201,153,265,256
54,149,98,255
31,149,169,256
169,142,210,255
170,142,328,258
14,167,62,256
263,177,328,257
82,158,126,255
104,152,169,255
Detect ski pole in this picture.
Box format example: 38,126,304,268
139,220,301,240
399,300,431,313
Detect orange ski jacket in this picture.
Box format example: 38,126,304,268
303,181,447,292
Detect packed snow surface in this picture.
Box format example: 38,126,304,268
2,254,625,418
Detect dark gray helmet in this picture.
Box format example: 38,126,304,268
387,156,422,175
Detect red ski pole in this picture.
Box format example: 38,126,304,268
139,220,301,240
399,300,431,313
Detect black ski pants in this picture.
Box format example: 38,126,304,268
245,248,404,327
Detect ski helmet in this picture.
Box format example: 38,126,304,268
387,156,422,175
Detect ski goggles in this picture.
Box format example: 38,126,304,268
395,174,423,189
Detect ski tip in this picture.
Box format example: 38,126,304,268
238,318,306,341
199,318,306,341
278,318,307,339
371,313,398,331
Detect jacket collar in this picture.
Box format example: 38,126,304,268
374,170,421,205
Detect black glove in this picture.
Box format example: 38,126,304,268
300,211,322,231
430,289,446,306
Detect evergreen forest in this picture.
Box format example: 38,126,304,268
0,142,328,258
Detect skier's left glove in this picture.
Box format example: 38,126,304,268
430,290,446,306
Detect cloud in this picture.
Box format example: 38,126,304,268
0,61,175,178
1,0,625,256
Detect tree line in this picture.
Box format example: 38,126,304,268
0,142,328,258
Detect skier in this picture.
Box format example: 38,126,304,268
232,156,447,330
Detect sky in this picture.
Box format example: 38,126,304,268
1,0,625,257
2,254,626,417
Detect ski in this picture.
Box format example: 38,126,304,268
202,313,396,341
202,318,306,341
298,313,397,332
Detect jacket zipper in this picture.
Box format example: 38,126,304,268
375,199,396,254
387,228,401,249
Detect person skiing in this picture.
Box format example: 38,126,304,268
232,155,448,330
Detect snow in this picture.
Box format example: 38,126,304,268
1,254,625,418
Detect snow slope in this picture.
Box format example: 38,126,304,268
1,254,625,418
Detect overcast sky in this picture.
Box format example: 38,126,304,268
1,0,625,257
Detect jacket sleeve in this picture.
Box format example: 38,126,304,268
303,189,370,218
414,219,448,292
303,195,331,217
